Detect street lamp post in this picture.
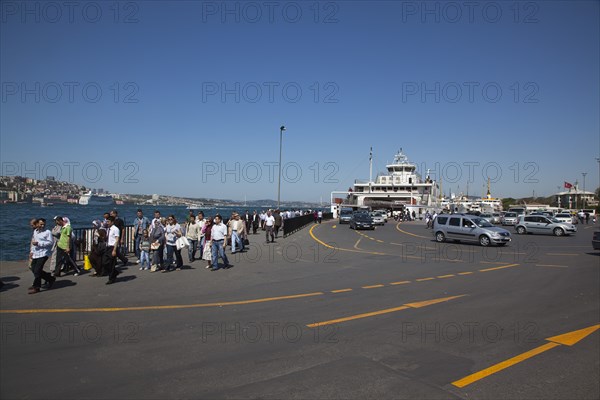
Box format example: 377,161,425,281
277,125,286,209
582,172,587,208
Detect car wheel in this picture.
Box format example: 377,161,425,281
435,232,445,242
516,226,526,235
553,227,564,237
479,235,491,247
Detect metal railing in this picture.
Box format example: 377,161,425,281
72,225,136,262
283,213,333,237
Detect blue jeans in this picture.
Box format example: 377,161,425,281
211,239,229,269
187,239,198,261
198,236,205,259
134,235,142,259
140,250,150,269
231,231,244,253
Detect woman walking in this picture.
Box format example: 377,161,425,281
164,215,183,272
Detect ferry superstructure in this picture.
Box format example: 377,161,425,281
78,191,115,206
331,149,441,217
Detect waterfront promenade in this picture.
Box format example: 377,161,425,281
1,220,599,399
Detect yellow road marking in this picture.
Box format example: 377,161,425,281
307,294,466,327
478,263,519,272
546,253,578,256
416,277,435,282
546,324,600,346
0,292,325,314
332,225,337,229
390,281,411,285
452,324,600,388
307,306,410,328
331,288,352,293
437,274,455,279
404,294,467,308
452,342,560,388
395,222,430,239
479,261,509,265
353,238,362,250
536,264,569,268
309,225,388,256
362,284,385,289
376,240,384,243
458,272,474,275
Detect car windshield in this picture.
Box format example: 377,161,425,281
550,218,561,223
505,213,517,217
354,216,371,221
473,218,493,227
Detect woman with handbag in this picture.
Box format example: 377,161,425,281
149,219,165,271
201,217,213,269
164,215,183,272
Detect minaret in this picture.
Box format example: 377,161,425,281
486,178,491,199
369,147,373,183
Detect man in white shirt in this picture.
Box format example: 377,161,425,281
264,210,275,243
106,216,121,284
210,215,230,271
28,218,55,294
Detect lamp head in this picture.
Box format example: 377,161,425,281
280,125,286,132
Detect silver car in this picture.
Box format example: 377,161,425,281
480,213,501,224
433,214,511,247
554,213,575,224
501,212,518,226
370,212,386,225
515,215,577,236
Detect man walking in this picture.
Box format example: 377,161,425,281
251,210,259,234
110,210,129,266
105,216,121,284
265,210,275,243
229,213,245,253
133,209,150,263
210,215,230,271
54,216,82,277
273,210,283,238
28,218,56,294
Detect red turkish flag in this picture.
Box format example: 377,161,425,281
564,182,573,189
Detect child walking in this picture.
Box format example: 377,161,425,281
139,229,151,271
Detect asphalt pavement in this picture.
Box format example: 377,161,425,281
1,220,599,399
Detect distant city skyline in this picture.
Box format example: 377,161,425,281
1,1,598,202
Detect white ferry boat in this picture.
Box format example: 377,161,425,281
331,149,441,218
78,191,115,206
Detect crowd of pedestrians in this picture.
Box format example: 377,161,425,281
17,208,325,294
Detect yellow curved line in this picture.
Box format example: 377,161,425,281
395,222,431,239
309,224,387,256
0,292,324,314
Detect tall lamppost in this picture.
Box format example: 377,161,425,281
277,125,286,209
582,172,587,208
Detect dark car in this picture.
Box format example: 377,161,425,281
593,230,600,251
350,214,375,230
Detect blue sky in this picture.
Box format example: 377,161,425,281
1,1,599,202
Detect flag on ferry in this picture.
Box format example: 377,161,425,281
564,181,573,189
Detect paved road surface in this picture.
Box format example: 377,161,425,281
1,220,598,399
